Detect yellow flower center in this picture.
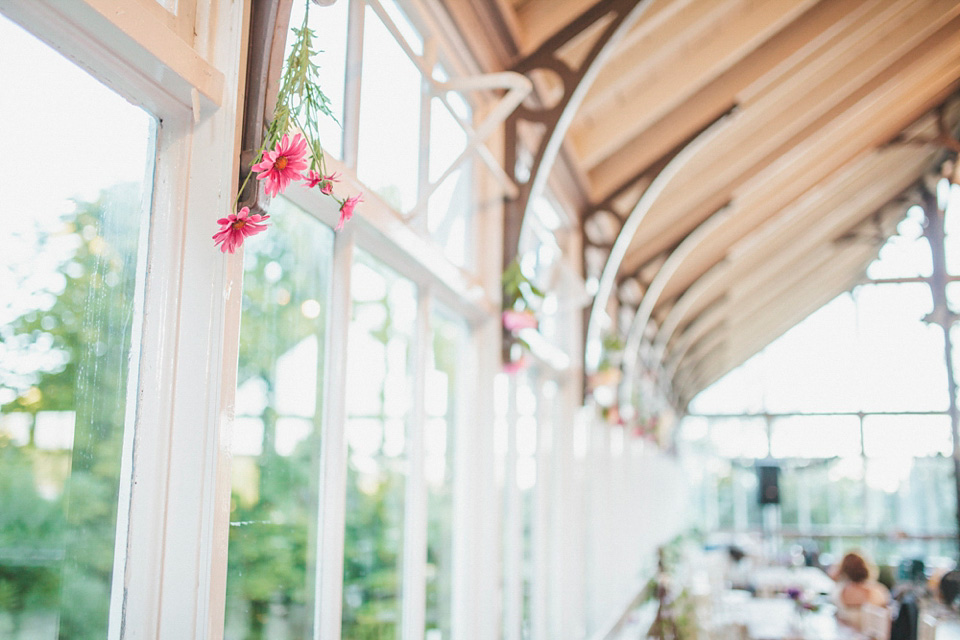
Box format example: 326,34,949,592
275,155,288,170
232,219,247,230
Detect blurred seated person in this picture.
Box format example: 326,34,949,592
830,551,892,630
726,544,755,593
938,570,960,609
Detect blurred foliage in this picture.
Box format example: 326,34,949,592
0,183,143,638
0,188,455,639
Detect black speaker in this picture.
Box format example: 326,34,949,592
757,464,780,505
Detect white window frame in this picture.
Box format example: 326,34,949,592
234,2,507,639
0,2,603,640
0,1,249,639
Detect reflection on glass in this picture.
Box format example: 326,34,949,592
0,13,154,640
358,5,422,212
424,309,465,639
224,199,333,639
342,251,416,639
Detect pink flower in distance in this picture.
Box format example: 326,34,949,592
252,133,308,197
304,169,322,188
336,193,362,231
307,171,340,196
503,356,528,374
213,207,270,253
319,172,340,195
502,309,537,332
305,170,340,195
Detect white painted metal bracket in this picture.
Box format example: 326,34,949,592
365,0,532,219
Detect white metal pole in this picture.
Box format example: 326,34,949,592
402,286,431,640
314,225,356,640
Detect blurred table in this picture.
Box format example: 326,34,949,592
714,595,868,640
751,566,837,597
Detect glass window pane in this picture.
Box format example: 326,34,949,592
944,181,960,275
865,456,957,537
948,281,960,317
342,251,416,639
224,199,333,638
707,417,768,459
427,96,473,269
425,309,465,639
0,14,154,638
289,0,349,160
862,414,952,458
760,293,861,413
866,205,932,279
854,284,946,412
357,6,422,212
688,356,768,415
790,458,864,529
770,415,861,458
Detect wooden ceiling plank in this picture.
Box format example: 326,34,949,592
556,0,690,74
515,0,599,56
680,247,877,401
668,242,844,372
598,0,932,242
653,151,925,365
673,245,876,395
586,0,880,199
649,22,960,296
576,0,732,123
617,6,960,276
573,0,820,169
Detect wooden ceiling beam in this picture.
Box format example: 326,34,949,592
514,0,602,56
616,3,960,277
669,234,879,374
552,0,690,71
667,242,846,376
572,0,820,169
672,245,876,399
648,14,960,299
585,0,881,200
576,0,731,123
678,248,876,402
651,149,923,367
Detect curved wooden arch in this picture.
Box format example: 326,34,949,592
501,0,655,269
618,202,732,407
584,112,733,372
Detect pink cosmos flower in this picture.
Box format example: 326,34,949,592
213,207,270,253
336,193,362,231
252,133,308,197
503,356,528,374
304,170,340,195
502,309,537,332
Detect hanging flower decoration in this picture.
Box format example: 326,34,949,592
502,309,538,331
213,207,271,253
501,258,544,373
336,193,363,231
252,133,309,198
215,1,361,253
